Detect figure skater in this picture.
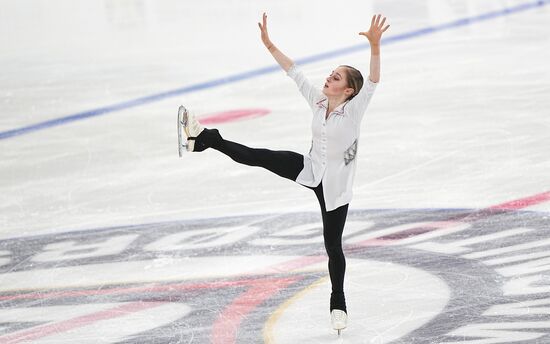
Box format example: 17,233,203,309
178,13,390,334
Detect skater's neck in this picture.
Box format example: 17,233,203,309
326,95,349,117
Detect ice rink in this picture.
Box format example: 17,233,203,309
1,0,550,342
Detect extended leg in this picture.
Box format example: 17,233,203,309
178,106,304,181
195,128,304,182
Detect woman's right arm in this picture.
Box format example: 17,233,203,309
259,13,321,109
258,12,294,72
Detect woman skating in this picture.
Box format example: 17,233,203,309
179,13,390,334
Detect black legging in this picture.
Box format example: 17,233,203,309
195,128,348,312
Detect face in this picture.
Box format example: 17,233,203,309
322,66,355,99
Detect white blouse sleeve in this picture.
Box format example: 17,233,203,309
287,64,324,110
346,76,377,122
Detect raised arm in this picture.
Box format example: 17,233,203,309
258,12,294,72
359,14,390,83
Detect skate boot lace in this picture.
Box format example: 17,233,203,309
184,111,204,138
190,115,202,133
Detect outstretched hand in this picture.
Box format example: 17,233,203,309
258,12,273,49
257,12,293,71
359,14,390,45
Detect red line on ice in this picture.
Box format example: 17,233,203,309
199,108,270,125
211,277,298,344
354,190,550,247
0,301,164,343
488,191,550,210
0,277,300,343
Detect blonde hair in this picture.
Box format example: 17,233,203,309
340,65,364,100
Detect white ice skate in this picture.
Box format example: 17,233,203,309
331,309,347,336
177,105,204,156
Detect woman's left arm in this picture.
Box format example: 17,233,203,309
359,14,390,83
346,15,390,122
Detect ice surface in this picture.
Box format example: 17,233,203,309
1,0,550,342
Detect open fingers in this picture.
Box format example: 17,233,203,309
374,14,381,27
379,16,386,29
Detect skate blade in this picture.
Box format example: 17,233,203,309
336,328,346,341
177,105,189,156
336,331,344,343
335,326,346,337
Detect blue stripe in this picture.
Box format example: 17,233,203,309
1,0,547,140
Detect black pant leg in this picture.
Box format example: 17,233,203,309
195,128,304,181
196,129,348,311
313,184,349,312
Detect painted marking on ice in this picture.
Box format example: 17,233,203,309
351,190,550,247
410,227,534,255
488,191,550,211
0,255,300,293
143,224,260,251
0,250,11,267
503,275,550,295
257,255,327,275
0,275,299,302
263,276,328,344
0,278,300,344
463,237,550,260
1,0,548,140
483,250,550,266
211,277,298,344
441,321,550,343
0,301,168,343
31,234,139,262
252,220,374,247
483,297,550,316
199,108,270,125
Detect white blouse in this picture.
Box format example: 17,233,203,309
287,64,377,211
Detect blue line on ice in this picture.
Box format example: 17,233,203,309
1,0,548,140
